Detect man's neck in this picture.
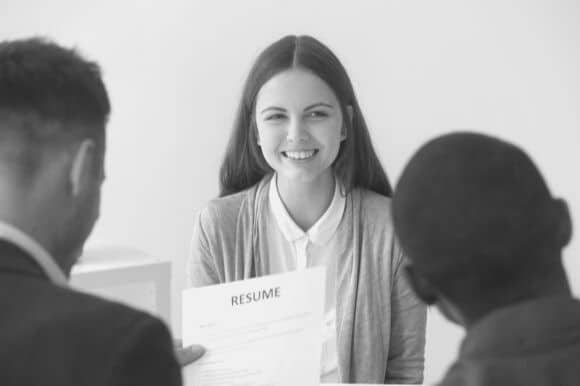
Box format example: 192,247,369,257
461,267,571,328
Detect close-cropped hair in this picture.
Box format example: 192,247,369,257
0,37,110,146
219,35,392,197
393,132,569,303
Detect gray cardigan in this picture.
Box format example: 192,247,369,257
188,176,426,384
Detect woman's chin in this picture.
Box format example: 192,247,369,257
276,169,333,186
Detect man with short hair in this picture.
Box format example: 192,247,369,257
392,132,580,385
0,37,199,385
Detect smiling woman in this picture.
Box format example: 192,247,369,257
186,35,427,384
255,69,345,204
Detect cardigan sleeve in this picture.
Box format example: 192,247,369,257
385,240,427,384
187,208,221,287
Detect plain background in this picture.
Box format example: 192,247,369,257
1,0,579,383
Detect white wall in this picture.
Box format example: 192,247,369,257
1,1,578,383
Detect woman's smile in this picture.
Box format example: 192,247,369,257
281,149,319,160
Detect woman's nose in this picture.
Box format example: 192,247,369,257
286,118,308,142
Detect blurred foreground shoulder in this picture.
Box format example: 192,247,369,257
66,291,181,386
104,304,181,386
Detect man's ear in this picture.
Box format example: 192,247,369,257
404,265,438,305
341,105,353,141
69,139,96,197
553,198,572,248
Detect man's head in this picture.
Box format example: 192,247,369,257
0,37,110,274
392,132,572,326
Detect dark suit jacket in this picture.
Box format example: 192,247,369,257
439,295,580,386
0,240,182,386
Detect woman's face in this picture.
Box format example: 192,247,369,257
255,68,345,185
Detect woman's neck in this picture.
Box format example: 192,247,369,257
276,172,335,231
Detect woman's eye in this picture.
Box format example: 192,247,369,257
307,110,329,118
264,113,286,121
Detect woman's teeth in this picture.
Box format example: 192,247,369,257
284,150,316,160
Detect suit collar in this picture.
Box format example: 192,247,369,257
0,240,46,279
0,221,68,286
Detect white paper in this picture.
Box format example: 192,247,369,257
323,384,422,386
182,267,326,386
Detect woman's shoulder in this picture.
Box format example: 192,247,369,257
350,188,401,267
197,177,270,228
350,187,394,229
198,189,253,226
353,187,393,213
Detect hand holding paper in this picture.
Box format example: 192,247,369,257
173,339,206,366
182,267,325,386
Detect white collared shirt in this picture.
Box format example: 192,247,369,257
0,221,68,286
266,174,345,382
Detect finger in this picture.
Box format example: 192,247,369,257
176,344,206,366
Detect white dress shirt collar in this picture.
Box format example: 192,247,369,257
268,173,346,246
0,220,68,286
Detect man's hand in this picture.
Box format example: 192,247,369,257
173,339,206,367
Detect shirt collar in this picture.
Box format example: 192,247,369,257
0,221,68,287
268,174,346,246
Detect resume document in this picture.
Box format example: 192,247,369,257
182,267,326,386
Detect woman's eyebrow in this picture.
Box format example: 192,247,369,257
304,102,333,111
260,106,286,114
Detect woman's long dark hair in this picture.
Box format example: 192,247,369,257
219,35,392,198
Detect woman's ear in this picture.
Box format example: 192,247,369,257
404,265,438,305
252,122,261,146
346,105,353,124
342,105,353,140
69,139,96,197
